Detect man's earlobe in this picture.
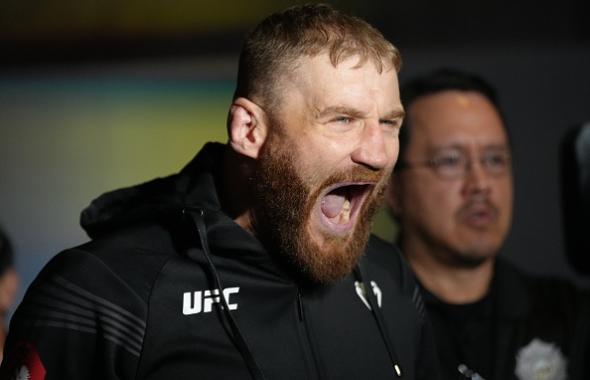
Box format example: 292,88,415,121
228,97,267,159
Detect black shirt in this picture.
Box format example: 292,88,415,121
419,258,590,380
422,286,494,379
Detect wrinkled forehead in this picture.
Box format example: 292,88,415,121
291,52,395,76
290,54,398,97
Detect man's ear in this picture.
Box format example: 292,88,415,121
227,97,268,159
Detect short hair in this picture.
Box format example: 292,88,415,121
234,3,401,113
0,226,14,276
397,68,509,168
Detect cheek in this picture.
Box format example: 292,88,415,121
288,141,334,185
404,181,460,225
298,137,353,175
384,137,400,168
427,188,461,226
495,179,514,222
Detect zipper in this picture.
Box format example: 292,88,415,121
296,290,327,380
297,291,305,321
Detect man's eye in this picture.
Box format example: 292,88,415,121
380,119,397,126
332,116,352,124
484,153,509,168
433,155,462,168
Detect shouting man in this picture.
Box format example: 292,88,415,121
1,5,438,380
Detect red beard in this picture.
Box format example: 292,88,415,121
252,135,388,284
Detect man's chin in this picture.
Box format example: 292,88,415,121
450,245,499,268
299,193,385,284
294,221,372,285
451,255,491,269
296,246,366,285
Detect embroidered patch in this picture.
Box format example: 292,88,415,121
4,342,46,380
354,280,382,310
515,338,567,380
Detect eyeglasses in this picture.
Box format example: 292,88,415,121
398,149,511,179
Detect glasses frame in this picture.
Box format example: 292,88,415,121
397,150,512,180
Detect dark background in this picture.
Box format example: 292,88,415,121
1,0,589,305
2,0,589,65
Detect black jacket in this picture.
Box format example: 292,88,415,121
1,143,439,380
423,257,590,380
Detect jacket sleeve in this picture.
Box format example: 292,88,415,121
0,249,147,380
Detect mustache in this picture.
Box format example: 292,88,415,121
314,165,389,190
458,195,498,216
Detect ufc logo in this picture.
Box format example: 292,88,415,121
182,287,240,315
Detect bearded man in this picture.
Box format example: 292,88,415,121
0,5,439,380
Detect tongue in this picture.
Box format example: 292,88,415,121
321,193,346,218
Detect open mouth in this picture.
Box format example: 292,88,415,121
317,182,374,235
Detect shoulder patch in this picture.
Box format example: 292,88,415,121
515,338,567,380
3,342,46,380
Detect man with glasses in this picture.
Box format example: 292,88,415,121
387,68,590,379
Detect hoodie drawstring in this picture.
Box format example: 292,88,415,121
354,265,403,377
183,207,267,380
184,207,402,379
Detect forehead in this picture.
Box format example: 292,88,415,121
407,90,507,150
284,53,400,111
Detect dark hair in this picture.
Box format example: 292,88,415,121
397,68,509,168
233,3,400,114
0,226,14,276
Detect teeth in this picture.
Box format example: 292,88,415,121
340,199,351,223
342,199,351,212
341,210,350,223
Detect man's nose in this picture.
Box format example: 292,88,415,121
462,159,491,194
350,121,391,170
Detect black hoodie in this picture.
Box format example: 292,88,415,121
0,143,439,380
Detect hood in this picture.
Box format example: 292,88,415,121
80,142,263,253
80,173,183,239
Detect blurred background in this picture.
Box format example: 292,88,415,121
1,0,589,311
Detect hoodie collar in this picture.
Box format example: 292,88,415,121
179,143,267,255
80,142,266,256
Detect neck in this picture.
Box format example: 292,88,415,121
402,239,495,304
221,146,257,234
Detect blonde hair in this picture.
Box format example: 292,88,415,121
234,4,401,110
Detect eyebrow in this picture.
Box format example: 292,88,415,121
317,106,405,120
317,106,364,119
430,143,510,153
382,108,405,120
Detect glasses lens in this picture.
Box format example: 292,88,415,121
430,152,465,178
482,151,511,175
